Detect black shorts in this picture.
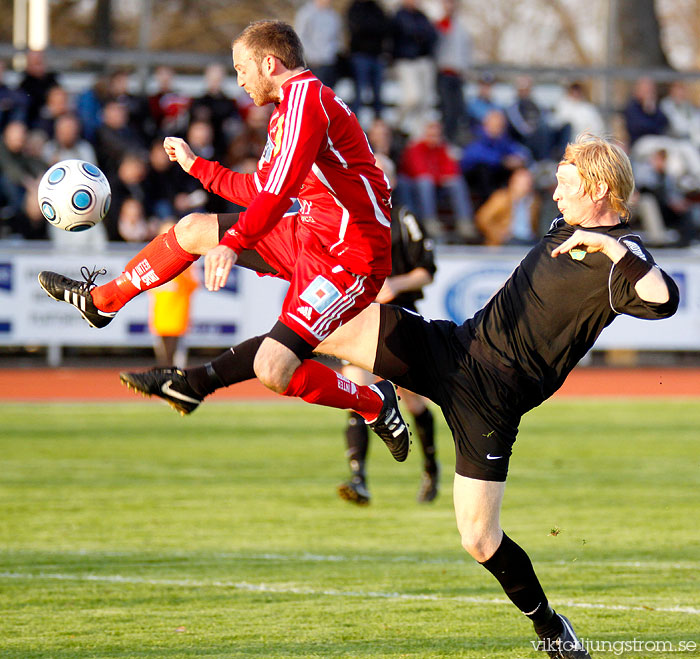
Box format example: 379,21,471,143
374,305,530,481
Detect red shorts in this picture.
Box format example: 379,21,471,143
222,213,385,347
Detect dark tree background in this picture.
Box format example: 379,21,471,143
615,0,670,68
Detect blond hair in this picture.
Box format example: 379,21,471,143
560,133,634,221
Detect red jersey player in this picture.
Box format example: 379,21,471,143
38,20,410,461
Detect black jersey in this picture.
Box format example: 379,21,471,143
455,218,680,404
389,206,437,309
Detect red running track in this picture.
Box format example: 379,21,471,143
1,367,699,401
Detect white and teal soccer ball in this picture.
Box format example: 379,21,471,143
38,159,111,232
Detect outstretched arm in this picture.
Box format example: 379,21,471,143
552,229,671,304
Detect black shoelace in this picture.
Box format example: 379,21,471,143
78,266,107,291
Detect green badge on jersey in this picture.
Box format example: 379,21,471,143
569,248,587,261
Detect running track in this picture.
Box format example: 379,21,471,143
1,367,699,401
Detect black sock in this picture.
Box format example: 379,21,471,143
413,407,437,472
346,411,369,479
185,335,266,397
480,533,563,639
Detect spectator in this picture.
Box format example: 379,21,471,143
399,118,475,241
624,77,668,145
42,113,97,166
24,127,49,163
6,177,47,239
633,147,696,246
148,66,190,137
108,70,153,144
434,0,472,145
95,100,146,179
475,166,540,246
117,197,155,243
74,73,111,143
505,76,565,161
391,0,438,137
185,119,229,213
104,152,150,241
295,0,342,88
367,117,402,162
226,104,272,169
34,84,72,139
0,120,46,222
0,60,29,130
659,80,700,147
466,73,501,129
190,63,241,156
18,50,58,128
186,119,217,162
551,82,605,140
346,0,390,118
461,108,531,206
143,139,183,222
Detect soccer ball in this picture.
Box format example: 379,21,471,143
38,160,111,232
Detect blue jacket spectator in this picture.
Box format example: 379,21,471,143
461,109,531,204
392,1,437,60
624,77,669,145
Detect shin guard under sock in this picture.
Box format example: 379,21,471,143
480,533,563,638
92,226,198,312
282,360,383,418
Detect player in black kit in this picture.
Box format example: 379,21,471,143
316,134,680,658
338,168,440,505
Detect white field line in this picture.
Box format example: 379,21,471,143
1,571,698,616
207,552,699,571
3,549,695,572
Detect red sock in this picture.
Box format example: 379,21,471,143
282,360,383,420
92,226,199,312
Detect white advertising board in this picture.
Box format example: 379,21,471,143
0,244,697,354
0,246,288,350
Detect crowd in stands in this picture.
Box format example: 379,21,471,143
2,0,700,248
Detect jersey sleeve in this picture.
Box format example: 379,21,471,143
188,157,260,207
609,237,680,319
220,84,327,253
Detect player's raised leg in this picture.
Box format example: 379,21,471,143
38,212,219,328
120,334,266,415
255,328,410,462
315,303,382,372
454,475,591,658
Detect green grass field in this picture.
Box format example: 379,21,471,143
1,399,698,658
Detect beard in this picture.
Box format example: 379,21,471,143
249,76,277,106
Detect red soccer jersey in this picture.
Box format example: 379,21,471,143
188,70,392,277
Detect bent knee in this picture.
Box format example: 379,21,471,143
253,355,290,394
459,527,502,563
174,213,217,254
